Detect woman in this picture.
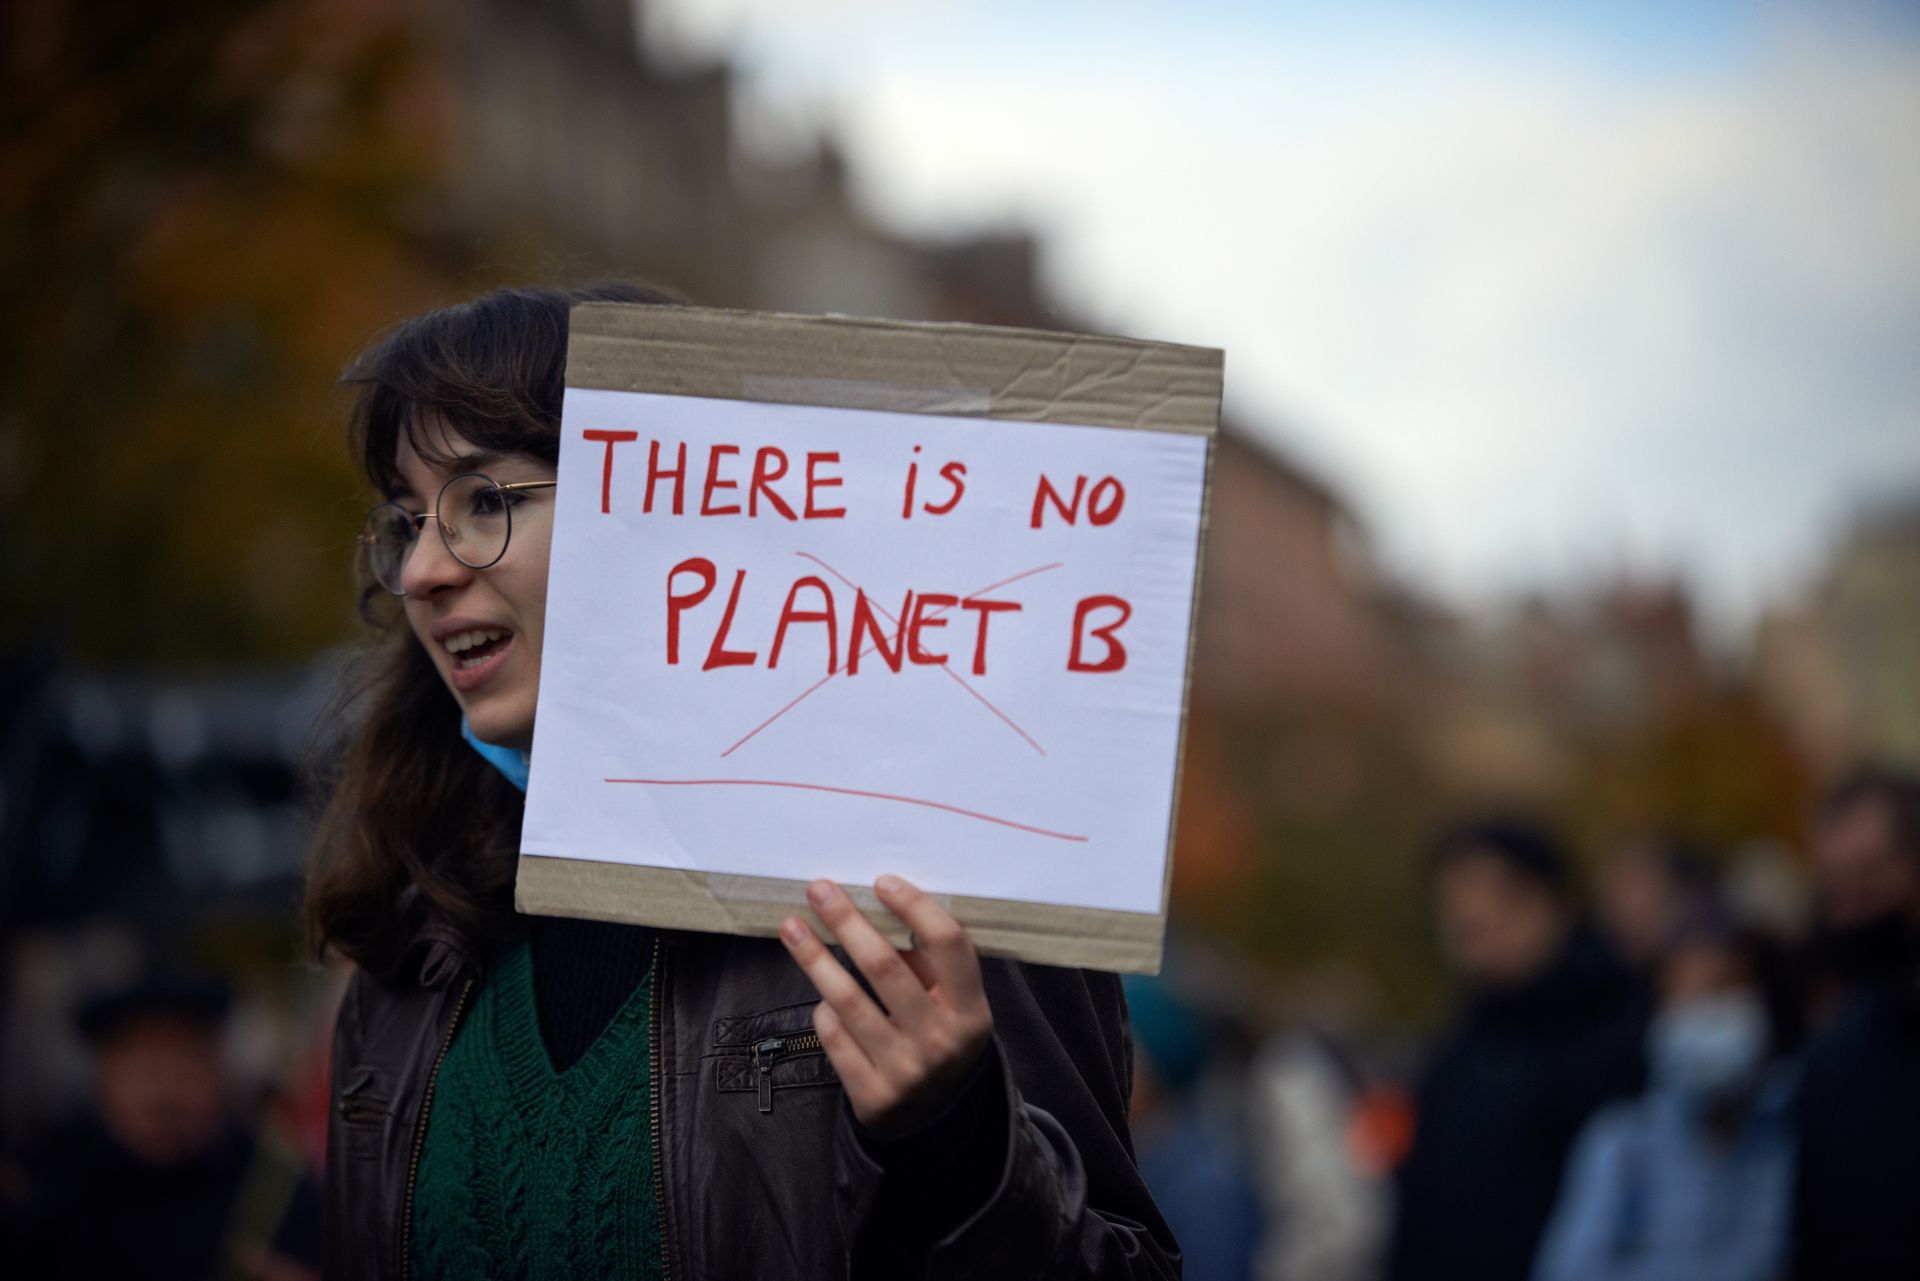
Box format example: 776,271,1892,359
306,282,1177,1280
1531,915,1802,1281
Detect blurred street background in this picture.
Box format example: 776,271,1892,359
3,2,1918,1278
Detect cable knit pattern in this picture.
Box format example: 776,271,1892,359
412,940,662,1280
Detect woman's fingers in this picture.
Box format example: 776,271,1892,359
779,912,899,1054
873,874,987,1008
804,879,939,1026
781,875,996,1132
809,998,887,1106
899,946,941,991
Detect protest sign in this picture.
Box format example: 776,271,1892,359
517,304,1219,972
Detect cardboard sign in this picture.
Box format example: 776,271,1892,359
517,305,1220,973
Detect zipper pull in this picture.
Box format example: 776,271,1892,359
753,1037,785,1113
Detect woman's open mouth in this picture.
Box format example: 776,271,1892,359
443,626,515,692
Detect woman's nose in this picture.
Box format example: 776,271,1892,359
399,521,474,598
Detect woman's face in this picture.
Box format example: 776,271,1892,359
391,421,556,751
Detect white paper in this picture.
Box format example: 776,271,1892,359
521,389,1208,915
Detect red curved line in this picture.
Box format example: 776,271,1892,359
603,776,1089,842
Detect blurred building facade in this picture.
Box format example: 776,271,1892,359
1756,498,1920,772
437,0,1046,324
1405,582,1718,798
1191,437,1403,715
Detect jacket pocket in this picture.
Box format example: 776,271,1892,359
710,1000,839,1114
336,1065,396,1160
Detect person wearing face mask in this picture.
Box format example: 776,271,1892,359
1794,764,1920,1280
1531,918,1803,1281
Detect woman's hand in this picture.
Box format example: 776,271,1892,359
781,874,993,1136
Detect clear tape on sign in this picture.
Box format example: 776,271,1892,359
741,375,991,418
705,872,938,946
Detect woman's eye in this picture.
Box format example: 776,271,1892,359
376,512,417,544
468,488,512,518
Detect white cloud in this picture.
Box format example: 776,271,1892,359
649,3,1920,635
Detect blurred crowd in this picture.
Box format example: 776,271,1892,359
0,972,326,1278
4,761,1919,1280
1127,762,1920,1281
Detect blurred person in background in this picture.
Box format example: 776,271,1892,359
1532,917,1802,1281
1805,764,1920,1001
11,972,322,1280
1794,764,1920,1280
1124,972,1265,1281
1596,832,1719,977
1386,819,1645,1281
1247,1025,1389,1281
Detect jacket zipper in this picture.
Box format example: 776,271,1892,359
752,1031,825,1113
651,934,674,1281
399,976,473,1281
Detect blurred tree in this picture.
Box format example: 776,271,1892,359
1,0,467,665
1173,704,1453,1022
1170,682,1812,1028
1567,689,1814,860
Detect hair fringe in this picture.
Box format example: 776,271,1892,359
304,281,683,976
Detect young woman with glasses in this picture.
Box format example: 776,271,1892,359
305,282,1178,1280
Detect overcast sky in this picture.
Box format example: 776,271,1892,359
644,1,1920,639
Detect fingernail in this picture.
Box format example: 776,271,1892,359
780,916,806,945
876,874,904,896
807,879,834,907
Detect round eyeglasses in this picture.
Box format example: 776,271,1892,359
358,472,557,596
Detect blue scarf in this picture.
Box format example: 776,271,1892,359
461,716,530,793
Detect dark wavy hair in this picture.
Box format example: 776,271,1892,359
1424,816,1576,902
305,281,683,976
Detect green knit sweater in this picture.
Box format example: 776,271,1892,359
411,939,664,1280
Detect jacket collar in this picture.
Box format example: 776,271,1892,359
390,885,480,989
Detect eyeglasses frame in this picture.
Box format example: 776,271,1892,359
358,473,557,596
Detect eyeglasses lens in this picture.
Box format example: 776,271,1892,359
361,504,414,595
440,474,511,571
359,474,514,596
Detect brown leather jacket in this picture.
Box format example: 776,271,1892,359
324,916,1180,1279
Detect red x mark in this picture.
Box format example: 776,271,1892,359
718,553,1062,759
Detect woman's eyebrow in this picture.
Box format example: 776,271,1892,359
444,449,508,474
383,450,524,503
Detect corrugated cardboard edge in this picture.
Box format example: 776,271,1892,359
517,303,1223,975
515,859,1168,973
565,304,1221,435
